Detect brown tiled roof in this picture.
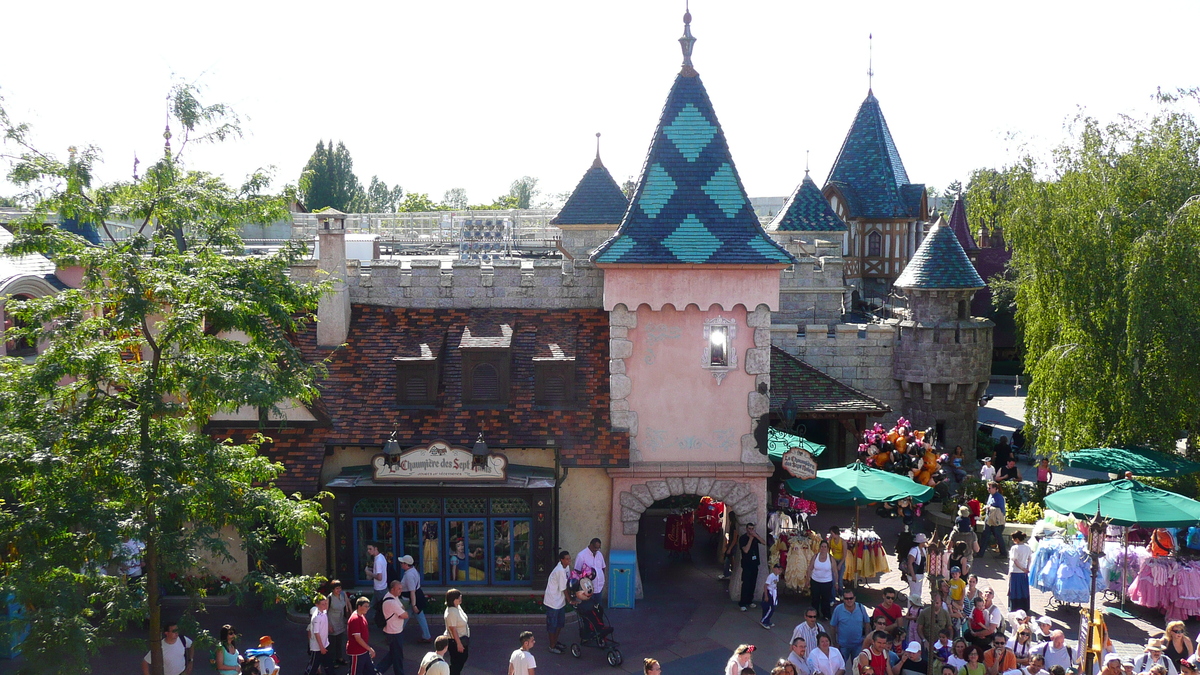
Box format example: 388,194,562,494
211,306,628,494
770,346,891,416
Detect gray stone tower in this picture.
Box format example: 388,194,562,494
892,217,993,460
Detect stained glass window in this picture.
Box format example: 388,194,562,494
398,497,440,514
354,498,397,514
490,497,531,514
444,497,486,515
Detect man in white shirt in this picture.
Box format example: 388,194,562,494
399,555,432,643
789,637,815,675
366,542,388,618
121,538,146,580
418,636,451,675
509,631,538,675
544,551,572,654
1035,631,1077,673
142,622,193,675
305,594,332,675
574,538,607,595
792,609,827,650
376,580,410,675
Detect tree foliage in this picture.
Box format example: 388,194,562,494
399,191,438,212
965,168,1014,242
441,187,468,210
298,140,364,212
365,175,403,213
0,84,329,675
508,175,539,209
1002,89,1200,459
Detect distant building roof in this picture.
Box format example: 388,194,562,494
592,15,794,266
894,219,985,290
825,91,924,220
550,156,629,226
948,196,978,252
0,224,60,292
770,346,891,415
769,173,847,232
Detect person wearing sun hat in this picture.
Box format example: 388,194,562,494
245,636,279,675
1134,639,1179,675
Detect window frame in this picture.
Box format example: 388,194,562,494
867,230,883,257
394,360,440,408
461,349,511,405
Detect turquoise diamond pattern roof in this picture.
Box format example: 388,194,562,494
592,73,796,265
894,222,985,289
825,91,924,220
769,174,847,232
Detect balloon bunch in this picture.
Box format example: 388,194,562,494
856,418,942,486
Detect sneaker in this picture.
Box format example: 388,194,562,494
740,606,748,612
760,623,771,630
549,647,563,654
555,643,567,651
749,603,757,609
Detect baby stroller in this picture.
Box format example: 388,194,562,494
568,569,623,667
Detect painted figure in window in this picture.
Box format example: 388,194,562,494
422,522,439,577
494,521,511,575
449,537,465,581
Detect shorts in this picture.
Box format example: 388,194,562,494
546,605,566,632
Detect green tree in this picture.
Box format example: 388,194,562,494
441,188,468,210
1003,89,1200,459
399,191,438,212
0,84,328,675
965,168,1014,243
298,140,364,212
621,176,636,199
508,176,539,209
365,175,403,213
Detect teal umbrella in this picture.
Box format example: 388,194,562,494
1044,478,1200,528
1062,446,1200,477
785,461,933,506
767,427,825,460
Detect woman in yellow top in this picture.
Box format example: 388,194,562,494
827,526,846,594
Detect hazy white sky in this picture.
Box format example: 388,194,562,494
2,1,1197,206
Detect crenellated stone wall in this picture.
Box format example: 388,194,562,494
771,236,850,325
291,258,605,309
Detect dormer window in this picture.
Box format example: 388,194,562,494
533,329,577,408
701,316,737,385
460,323,513,406
393,328,446,408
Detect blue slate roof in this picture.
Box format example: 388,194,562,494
592,72,795,265
947,195,978,251
550,157,630,226
769,173,847,232
894,220,984,289
825,91,924,220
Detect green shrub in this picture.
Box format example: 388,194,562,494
232,572,328,613
1012,502,1044,525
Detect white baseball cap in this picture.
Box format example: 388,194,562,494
906,642,922,654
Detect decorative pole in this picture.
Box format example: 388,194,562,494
1084,506,1108,675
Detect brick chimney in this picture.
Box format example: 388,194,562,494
315,209,350,347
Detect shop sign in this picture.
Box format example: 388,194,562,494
781,446,818,480
372,439,508,481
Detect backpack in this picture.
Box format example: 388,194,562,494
376,595,402,629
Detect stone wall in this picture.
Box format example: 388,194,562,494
770,322,903,425
771,236,849,325
557,224,618,260
291,258,604,309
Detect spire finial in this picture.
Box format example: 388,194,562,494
868,33,874,92
679,1,697,76
805,150,810,176
592,132,604,169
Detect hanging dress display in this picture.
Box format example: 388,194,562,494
664,510,695,552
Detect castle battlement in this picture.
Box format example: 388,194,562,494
290,258,605,309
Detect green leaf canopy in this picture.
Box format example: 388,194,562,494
1044,478,1200,527
785,461,933,506
1062,446,1200,477
767,427,826,460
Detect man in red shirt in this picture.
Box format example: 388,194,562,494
347,596,376,674
872,587,904,628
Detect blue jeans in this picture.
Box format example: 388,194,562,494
407,603,431,640
376,632,404,675
978,525,1008,556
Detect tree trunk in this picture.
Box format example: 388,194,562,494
145,528,163,675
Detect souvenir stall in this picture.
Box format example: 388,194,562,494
786,461,932,586
1043,476,1200,619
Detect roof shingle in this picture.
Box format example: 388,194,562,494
894,220,985,289
769,173,847,232
825,91,924,220
770,346,891,415
948,196,979,252
550,159,630,226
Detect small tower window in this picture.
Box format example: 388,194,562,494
701,317,738,385
867,231,882,257
709,325,729,367
957,299,969,320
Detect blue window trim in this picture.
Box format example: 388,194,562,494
400,518,443,587
489,518,533,585
353,517,393,587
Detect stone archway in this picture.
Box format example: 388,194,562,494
617,477,759,536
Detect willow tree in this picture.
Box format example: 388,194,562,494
1004,89,1200,459
0,85,328,674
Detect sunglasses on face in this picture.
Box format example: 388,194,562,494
807,614,818,619
885,595,895,600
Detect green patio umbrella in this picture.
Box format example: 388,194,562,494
767,427,825,460
1062,446,1200,477
785,462,932,586
1044,478,1200,528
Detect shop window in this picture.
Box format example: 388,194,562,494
446,519,487,584
354,497,398,514
395,360,439,407
867,231,882,257
398,497,440,514
461,351,510,404
445,497,487,515
354,519,394,586
535,361,576,407
491,497,532,514
492,519,532,584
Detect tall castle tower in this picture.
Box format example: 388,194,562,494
892,219,993,459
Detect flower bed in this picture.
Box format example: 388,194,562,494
163,573,232,596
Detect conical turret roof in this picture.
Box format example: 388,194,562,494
947,195,978,252
825,91,924,220
769,173,847,232
592,15,794,265
894,218,984,290
551,156,629,226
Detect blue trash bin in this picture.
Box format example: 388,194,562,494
608,550,636,609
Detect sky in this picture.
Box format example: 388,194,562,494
2,1,1198,207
